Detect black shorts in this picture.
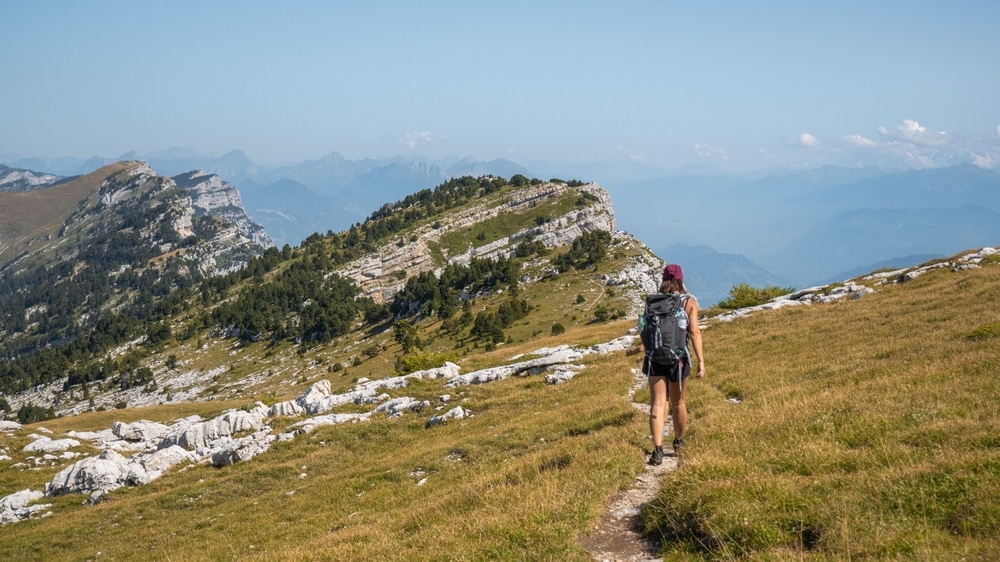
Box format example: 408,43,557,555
643,357,691,383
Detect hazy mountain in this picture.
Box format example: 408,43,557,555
802,162,1000,211
238,178,351,247
653,243,794,307
768,204,1000,285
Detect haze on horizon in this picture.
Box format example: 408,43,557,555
3,1,999,174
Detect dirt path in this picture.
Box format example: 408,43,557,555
579,367,676,562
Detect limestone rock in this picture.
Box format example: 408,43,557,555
112,420,170,443
124,445,193,486
376,397,430,417
0,489,49,525
287,413,371,435
158,407,268,450
0,421,23,432
427,406,472,428
445,346,584,387
46,450,130,496
23,437,81,454
268,400,305,417
210,429,276,467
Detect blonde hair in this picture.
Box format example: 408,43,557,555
660,279,687,294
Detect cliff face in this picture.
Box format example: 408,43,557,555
172,170,272,249
340,182,617,302
0,161,272,356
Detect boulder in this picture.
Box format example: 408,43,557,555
112,420,170,443
23,437,81,454
210,429,276,467
0,421,23,432
0,489,49,525
46,450,130,496
427,406,472,428
268,400,304,417
376,397,430,417
295,380,332,414
408,362,461,380
286,413,371,434
125,445,193,486
158,408,267,450
445,347,584,387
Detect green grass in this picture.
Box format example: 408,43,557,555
437,191,591,256
644,262,1000,560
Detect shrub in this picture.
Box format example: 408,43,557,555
397,351,459,375
17,402,56,424
716,283,795,310
551,323,566,336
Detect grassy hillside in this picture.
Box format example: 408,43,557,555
645,253,1000,559
2,249,997,559
0,321,643,561
0,163,127,265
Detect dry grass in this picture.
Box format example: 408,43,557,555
0,163,128,264
645,263,1000,560
0,319,649,561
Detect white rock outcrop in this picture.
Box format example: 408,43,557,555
23,437,81,454
0,489,50,524
46,450,131,496
0,421,23,432
427,406,473,428
445,346,584,387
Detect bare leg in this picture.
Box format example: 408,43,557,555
648,376,668,447
668,379,687,441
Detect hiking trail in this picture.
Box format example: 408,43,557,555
579,366,676,562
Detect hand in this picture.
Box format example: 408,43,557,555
696,363,705,378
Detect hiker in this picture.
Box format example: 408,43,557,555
637,263,705,465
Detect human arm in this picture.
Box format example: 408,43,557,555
685,297,705,378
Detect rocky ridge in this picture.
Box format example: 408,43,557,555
340,182,617,302
91,162,273,275
0,164,62,192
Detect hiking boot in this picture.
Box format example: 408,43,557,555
648,445,664,466
672,438,684,454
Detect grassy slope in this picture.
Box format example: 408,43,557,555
0,321,644,561
647,257,1000,560
0,163,127,266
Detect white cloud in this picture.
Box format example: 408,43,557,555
798,133,820,148
844,134,876,148
612,144,647,162
401,131,435,149
882,119,950,146
693,143,729,161
996,125,1000,137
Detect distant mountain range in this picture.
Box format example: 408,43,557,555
5,150,1000,300
3,150,531,248
614,162,1000,294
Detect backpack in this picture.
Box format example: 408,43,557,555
639,292,689,369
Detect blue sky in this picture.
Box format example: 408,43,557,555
3,1,999,171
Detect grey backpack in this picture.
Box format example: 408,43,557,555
639,293,689,369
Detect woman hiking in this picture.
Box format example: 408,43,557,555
636,263,705,466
